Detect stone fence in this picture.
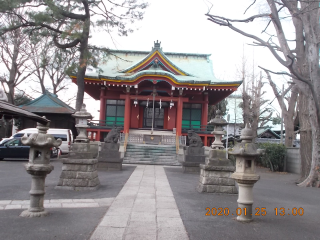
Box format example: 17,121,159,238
255,138,300,147
286,147,301,174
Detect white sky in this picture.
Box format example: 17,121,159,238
82,0,289,119
16,0,292,119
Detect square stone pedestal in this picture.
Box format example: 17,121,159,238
56,142,100,190
56,158,100,190
197,149,237,194
98,142,123,170
179,146,206,173
68,142,99,159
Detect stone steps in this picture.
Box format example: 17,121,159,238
123,160,181,166
123,144,179,165
125,153,176,157
123,156,176,161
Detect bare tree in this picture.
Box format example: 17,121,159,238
1,0,148,111
206,1,320,187
29,38,77,95
241,72,273,139
0,12,35,104
265,72,298,147
237,53,273,139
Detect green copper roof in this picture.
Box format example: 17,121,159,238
19,91,75,114
257,128,280,139
84,42,241,85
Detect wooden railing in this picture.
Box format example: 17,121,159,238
120,133,144,144
88,120,124,129
123,133,129,152
181,124,214,134
176,135,179,153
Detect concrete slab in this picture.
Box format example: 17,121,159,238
89,165,189,240
99,215,130,227
89,226,126,240
164,166,320,240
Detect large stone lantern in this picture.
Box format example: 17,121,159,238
56,104,100,190
229,124,263,222
20,119,62,217
209,110,228,149
197,110,237,194
72,104,92,143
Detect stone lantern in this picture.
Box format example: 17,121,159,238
20,118,62,217
197,110,237,194
209,110,227,149
56,104,100,190
72,104,92,143
229,124,263,222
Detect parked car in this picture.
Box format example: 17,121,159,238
0,138,12,145
12,128,73,155
0,138,58,160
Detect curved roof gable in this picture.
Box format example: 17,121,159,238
20,91,75,114
120,41,192,76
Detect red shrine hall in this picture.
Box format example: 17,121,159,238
70,41,241,146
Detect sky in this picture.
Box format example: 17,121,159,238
28,0,290,119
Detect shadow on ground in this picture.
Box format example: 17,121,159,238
165,167,320,240
0,160,136,240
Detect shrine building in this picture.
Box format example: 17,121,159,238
70,41,241,146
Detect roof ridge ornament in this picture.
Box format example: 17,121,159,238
153,40,161,50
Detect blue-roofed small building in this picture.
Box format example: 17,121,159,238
19,91,76,136
70,41,242,146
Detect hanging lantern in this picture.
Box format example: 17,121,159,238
134,99,138,107
159,99,162,109
170,100,174,109
146,98,149,108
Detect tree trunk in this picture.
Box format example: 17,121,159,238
284,116,294,147
284,85,298,147
298,92,319,187
7,37,20,104
297,92,312,181
75,18,90,111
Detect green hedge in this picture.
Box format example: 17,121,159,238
257,143,287,172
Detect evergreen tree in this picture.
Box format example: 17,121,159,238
0,0,148,110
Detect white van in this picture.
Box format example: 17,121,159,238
12,128,73,155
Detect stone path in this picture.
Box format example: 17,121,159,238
90,165,189,240
0,198,114,210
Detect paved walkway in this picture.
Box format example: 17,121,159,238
0,198,114,210
90,165,189,240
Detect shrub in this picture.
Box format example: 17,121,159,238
257,143,287,172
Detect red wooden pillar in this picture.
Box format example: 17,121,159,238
124,93,131,133
99,87,106,126
176,95,183,136
201,92,209,126
96,130,101,142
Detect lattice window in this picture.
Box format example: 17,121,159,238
182,103,202,129
106,100,125,126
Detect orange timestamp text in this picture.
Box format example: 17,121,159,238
205,207,304,216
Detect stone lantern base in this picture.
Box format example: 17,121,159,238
179,146,206,173
197,149,237,194
20,164,54,218
56,143,100,190
69,142,99,159
56,158,100,190
98,142,123,170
